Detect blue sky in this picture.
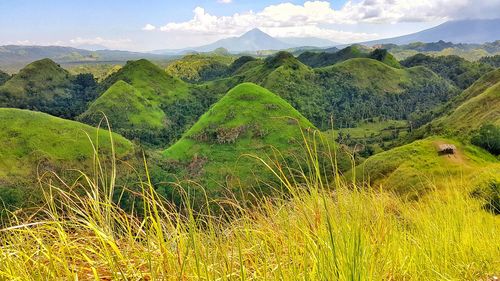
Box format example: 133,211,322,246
0,0,498,51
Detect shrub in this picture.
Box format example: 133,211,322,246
471,124,500,155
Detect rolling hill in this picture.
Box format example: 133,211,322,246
81,59,203,146
165,53,234,82
79,80,166,134
161,83,336,203
352,137,499,198
422,69,500,136
207,52,456,129
0,108,134,208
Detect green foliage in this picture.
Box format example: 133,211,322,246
0,108,134,208
0,70,10,86
401,54,494,89
78,80,167,143
166,54,234,82
352,137,500,197
0,59,98,118
297,45,369,68
162,83,346,203
471,124,500,155
368,48,401,68
479,55,500,68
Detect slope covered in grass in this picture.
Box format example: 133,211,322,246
297,45,369,67
415,69,500,138
79,80,166,135
162,83,335,201
1,151,499,280
100,59,189,103
82,59,195,145
202,52,456,130
0,108,134,207
165,53,234,82
0,59,73,114
352,137,500,197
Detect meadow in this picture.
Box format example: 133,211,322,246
0,135,498,281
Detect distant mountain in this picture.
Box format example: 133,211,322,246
278,37,339,48
76,44,108,51
361,19,500,45
153,29,339,54
0,45,173,73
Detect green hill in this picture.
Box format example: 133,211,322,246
298,45,369,68
401,54,494,89
83,59,194,145
415,69,500,138
352,137,499,198
79,80,166,134
0,108,134,208
0,70,10,86
199,53,456,131
161,83,333,202
0,59,98,118
100,59,190,104
166,54,234,82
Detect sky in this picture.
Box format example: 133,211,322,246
1,0,499,51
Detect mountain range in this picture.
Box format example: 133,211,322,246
360,19,500,46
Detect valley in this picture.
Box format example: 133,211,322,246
0,6,499,279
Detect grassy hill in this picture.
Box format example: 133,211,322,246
0,59,98,118
297,45,369,68
165,54,234,83
81,59,195,145
401,54,494,89
198,53,456,131
161,83,341,202
0,59,73,115
100,59,190,103
79,80,166,133
0,108,134,208
352,137,500,198
415,69,500,138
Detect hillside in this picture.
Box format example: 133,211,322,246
79,81,166,135
427,69,500,136
0,108,134,208
84,59,194,145
0,70,9,85
165,53,234,82
352,137,500,198
200,53,456,130
161,83,332,202
401,54,494,89
297,45,369,67
0,58,98,118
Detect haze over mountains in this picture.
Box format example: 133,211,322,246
361,19,500,46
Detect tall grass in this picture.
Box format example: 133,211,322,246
0,129,498,280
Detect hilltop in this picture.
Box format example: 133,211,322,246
165,53,234,82
212,52,456,129
82,59,194,145
0,108,134,208
79,81,166,137
161,83,337,202
0,58,98,118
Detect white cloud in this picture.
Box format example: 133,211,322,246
154,0,500,42
69,37,132,49
217,0,233,3
142,24,156,31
